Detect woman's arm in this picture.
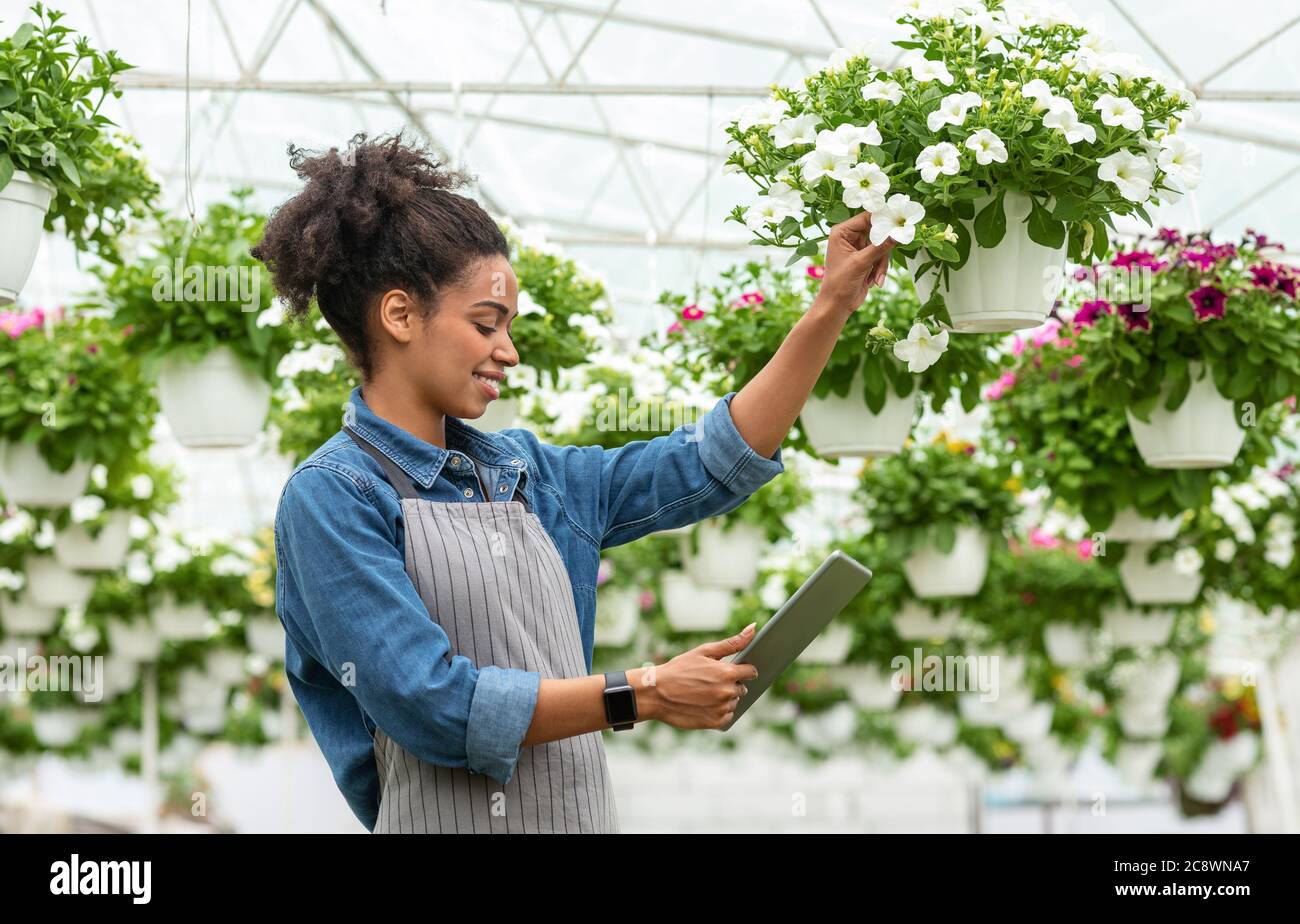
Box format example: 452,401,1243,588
728,212,896,458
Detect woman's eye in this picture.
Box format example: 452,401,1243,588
474,323,497,335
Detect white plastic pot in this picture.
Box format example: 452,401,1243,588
152,593,210,641
958,685,1033,726
96,655,140,701
891,600,961,641
31,709,89,748
474,396,522,432
1042,622,1095,668
204,648,249,686
681,519,765,590
1118,542,1203,604
1102,603,1177,648
902,526,991,598
660,570,734,632
106,618,161,662
799,370,918,459
827,663,901,711
24,556,94,609
797,622,854,664
109,727,143,760
1001,702,1054,744
0,591,60,635
1112,653,1181,705
1106,507,1182,543
792,701,859,751
1114,740,1164,786
156,346,272,448
894,703,958,748
1125,362,1245,469
53,511,133,571
0,441,92,508
0,171,55,305
910,191,1068,333
594,587,640,648
1116,698,1171,739
245,615,286,660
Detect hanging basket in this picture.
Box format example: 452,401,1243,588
1102,603,1177,647
1118,542,1203,604
594,587,640,648
106,617,162,662
152,593,211,641
681,519,765,590
827,663,901,711
25,556,95,610
1042,622,1096,668
1114,740,1164,786
0,441,93,508
53,511,134,571
0,591,60,635
1000,702,1054,744
910,192,1068,333
894,704,958,748
204,648,249,686
0,171,56,306
1125,362,1245,469
796,622,854,664
31,709,89,749
1105,507,1182,543
660,570,734,632
799,369,918,459
891,600,961,641
1116,698,1171,739
245,615,287,660
157,346,272,448
902,526,991,598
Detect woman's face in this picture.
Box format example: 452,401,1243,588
376,253,522,421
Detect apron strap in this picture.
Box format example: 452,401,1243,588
344,427,420,500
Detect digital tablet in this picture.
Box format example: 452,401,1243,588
720,550,873,731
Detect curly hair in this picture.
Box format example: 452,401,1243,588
250,131,509,379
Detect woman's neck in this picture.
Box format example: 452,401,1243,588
359,379,448,450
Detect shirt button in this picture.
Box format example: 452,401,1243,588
449,457,460,467
510,459,523,466
498,484,508,494
463,487,474,498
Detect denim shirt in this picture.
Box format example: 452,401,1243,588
274,385,784,831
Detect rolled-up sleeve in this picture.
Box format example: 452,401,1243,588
275,465,540,785
527,390,785,548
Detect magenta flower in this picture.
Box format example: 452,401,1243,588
681,304,705,321
1073,299,1111,328
67,374,78,387
1188,284,1227,320
1028,528,1060,549
86,343,100,355
1117,303,1151,332
1111,250,1166,272
666,320,684,335
737,291,765,307
1072,265,1098,282
806,265,825,280
1076,538,1095,559
638,590,656,612
1156,227,1184,246
1278,271,1298,299
1180,248,1217,271
1249,264,1279,290
1066,354,1084,367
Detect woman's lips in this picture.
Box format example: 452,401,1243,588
473,373,501,400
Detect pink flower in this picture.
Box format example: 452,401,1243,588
597,559,613,586
736,291,765,307
1031,318,1062,347
1076,538,1095,559
639,590,656,611
1249,264,1279,290
1011,335,1026,356
1156,227,1184,246
984,370,1017,401
1188,284,1227,321
66,374,78,387
86,343,100,355
1111,250,1166,272
666,320,684,335
681,304,705,321
1066,354,1084,367
1117,303,1151,332
1073,299,1111,329
806,265,825,280
1028,528,1060,549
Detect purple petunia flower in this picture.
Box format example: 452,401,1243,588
1249,264,1279,290
1188,284,1227,320
1117,303,1151,332
1073,299,1112,328
1157,227,1185,246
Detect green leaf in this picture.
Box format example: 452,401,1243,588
927,239,959,263
933,520,957,554
973,193,1007,248
0,154,13,193
1026,199,1065,249
0,85,18,109
1163,370,1191,411
56,150,81,188
11,22,35,49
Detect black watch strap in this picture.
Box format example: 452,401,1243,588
603,670,637,731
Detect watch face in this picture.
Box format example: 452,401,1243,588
606,687,637,725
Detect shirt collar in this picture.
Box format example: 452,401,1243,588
345,385,526,490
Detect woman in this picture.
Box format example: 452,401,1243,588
258,133,893,834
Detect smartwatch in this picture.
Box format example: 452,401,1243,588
602,670,638,731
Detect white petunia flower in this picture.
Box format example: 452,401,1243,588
125,550,153,585
1173,546,1204,576
841,162,891,210
926,91,982,132
1097,150,1155,202
736,98,789,131
276,342,345,379
130,474,154,500
90,464,108,490
909,57,954,86
0,567,23,591
0,510,35,544
1157,134,1202,190
964,128,1008,165
771,114,819,148
916,142,962,183
868,193,926,246
1042,99,1097,144
814,122,883,158
255,304,284,328
516,290,545,317
1020,78,1056,111
1093,93,1145,131
861,80,904,104
33,519,55,549
70,495,106,524
798,147,855,183
1214,538,1237,563
211,554,253,577
824,42,880,73
743,193,802,232
892,322,950,373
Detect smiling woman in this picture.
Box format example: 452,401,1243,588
252,131,890,834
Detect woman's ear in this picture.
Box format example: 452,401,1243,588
375,288,419,344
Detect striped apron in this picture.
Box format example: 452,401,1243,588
345,427,619,833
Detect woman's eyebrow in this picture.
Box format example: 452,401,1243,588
470,300,510,316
